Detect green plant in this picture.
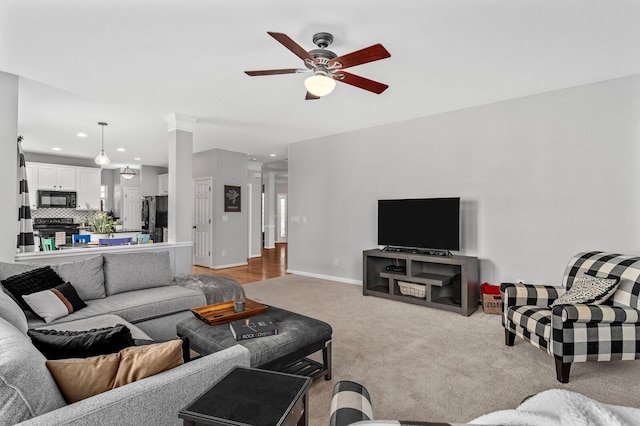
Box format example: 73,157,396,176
87,205,114,236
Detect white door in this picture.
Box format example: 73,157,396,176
123,187,142,231
277,193,287,243
193,178,212,267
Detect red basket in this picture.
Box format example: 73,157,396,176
480,283,502,315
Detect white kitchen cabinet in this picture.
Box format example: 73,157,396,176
76,167,101,210
38,164,76,190
24,164,38,210
158,173,168,195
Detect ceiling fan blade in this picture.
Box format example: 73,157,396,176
305,92,320,100
267,32,315,63
245,68,301,76
337,71,389,94
329,43,390,69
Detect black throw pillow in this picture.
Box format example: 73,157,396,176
27,324,135,360
1,266,65,312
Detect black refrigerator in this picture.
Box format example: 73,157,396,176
141,196,168,242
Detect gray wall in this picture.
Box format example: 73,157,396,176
288,75,640,285
0,72,18,261
140,165,168,196
193,148,248,268
247,167,263,258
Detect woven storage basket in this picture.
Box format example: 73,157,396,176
398,281,426,298
481,293,502,314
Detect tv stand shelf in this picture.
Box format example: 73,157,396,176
363,249,479,316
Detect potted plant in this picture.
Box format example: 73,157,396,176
87,206,114,240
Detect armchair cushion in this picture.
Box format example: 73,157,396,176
550,274,618,307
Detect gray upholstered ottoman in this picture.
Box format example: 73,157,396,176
176,306,332,380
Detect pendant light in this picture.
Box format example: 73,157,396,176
94,122,110,167
120,166,136,180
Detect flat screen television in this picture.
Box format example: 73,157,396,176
377,197,460,251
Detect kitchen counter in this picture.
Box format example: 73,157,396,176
15,242,194,275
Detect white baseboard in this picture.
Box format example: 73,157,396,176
212,262,248,269
249,254,262,259
286,269,362,286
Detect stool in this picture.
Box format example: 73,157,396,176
177,306,332,380
41,238,55,251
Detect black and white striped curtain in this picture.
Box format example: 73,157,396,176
17,136,35,252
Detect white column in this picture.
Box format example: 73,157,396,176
164,113,197,244
263,171,276,249
0,72,19,261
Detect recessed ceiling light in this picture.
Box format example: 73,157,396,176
76,132,87,138
269,154,277,157
52,147,62,151
117,147,126,152
134,157,141,161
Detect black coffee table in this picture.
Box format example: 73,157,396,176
177,306,332,380
179,366,311,426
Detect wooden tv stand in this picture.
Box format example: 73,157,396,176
362,249,479,316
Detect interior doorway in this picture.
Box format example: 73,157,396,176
193,177,212,267
123,187,141,231
277,193,287,242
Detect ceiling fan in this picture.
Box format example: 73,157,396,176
245,31,391,100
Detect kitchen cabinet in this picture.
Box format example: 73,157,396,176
38,164,76,190
76,168,101,210
158,173,168,195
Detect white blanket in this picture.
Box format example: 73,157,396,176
470,389,640,426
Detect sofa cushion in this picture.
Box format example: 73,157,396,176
103,251,174,295
0,317,66,423
1,266,65,311
26,285,206,329
46,339,184,403
23,282,87,323
52,255,106,300
33,314,153,341
28,324,135,360
0,261,41,281
0,288,28,334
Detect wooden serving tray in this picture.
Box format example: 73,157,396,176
190,299,268,325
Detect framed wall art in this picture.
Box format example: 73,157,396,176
224,185,241,212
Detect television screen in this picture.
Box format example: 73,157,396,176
377,197,460,251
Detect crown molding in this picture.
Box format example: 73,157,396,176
164,113,198,132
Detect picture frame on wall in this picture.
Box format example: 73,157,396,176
224,185,241,212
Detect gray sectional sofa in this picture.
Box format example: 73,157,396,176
0,251,251,425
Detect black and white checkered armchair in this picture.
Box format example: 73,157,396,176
502,251,640,383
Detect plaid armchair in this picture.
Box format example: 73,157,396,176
502,251,640,383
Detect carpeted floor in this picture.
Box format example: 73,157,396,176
243,274,640,426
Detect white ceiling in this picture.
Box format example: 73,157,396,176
2,0,639,168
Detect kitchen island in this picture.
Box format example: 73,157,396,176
14,242,193,275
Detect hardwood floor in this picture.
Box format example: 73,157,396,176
191,243,288,284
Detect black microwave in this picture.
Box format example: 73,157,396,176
37,190,77,208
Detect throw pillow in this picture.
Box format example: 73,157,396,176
46,339,184,403
1,266,65,311
22,282,87,323
28,324,135,360
550,274,619,307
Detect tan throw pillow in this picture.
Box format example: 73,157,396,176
46,339,184,403
46,353,120,403
113,340,184,388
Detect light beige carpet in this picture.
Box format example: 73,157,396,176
243,274,640,426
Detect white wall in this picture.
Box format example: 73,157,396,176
193,148,248,268
288,75,640,285
0,72,19,261
247,166,263,258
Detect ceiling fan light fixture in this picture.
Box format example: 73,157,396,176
94,122,111,167
304,74,336,97
120,166,136,180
